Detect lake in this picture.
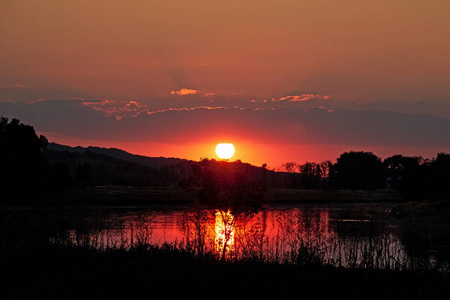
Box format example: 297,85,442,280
54,202,448,271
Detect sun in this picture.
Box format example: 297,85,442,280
215,143,235,159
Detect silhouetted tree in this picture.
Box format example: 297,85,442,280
333,151,385,190
299,160,334,189
384,152,450,200
278,162,302,188
383,154,422,192
183,158,266,214
0,117,48,199
281,162,298,173
428,153,450,199
299,162,320,189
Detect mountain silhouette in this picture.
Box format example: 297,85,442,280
46,143,188,169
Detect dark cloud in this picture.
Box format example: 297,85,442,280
0,100,116,138
0,85,93,102
1,99,450,150
355,100,450,118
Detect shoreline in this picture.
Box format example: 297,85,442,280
2,186,402,207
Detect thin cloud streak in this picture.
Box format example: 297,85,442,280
170,88,199,96
273,94,328,102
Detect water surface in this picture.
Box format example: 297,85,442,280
56,202,447,271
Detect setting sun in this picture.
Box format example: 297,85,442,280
215,143,235,159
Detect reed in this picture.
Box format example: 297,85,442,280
43,207,448,272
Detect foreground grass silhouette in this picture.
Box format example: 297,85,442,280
2,200,450,299
2,243,449,300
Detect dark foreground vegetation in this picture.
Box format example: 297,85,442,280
2,243,449,300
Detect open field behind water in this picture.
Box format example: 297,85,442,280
18,186,402,206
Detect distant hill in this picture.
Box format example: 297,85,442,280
42,143,194,187
43,143,299,189
46,143,189,169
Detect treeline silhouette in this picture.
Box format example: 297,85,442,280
1,117,450,202
279,151,450,200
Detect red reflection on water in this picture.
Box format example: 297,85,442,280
214,210,235,258
61,207,411,269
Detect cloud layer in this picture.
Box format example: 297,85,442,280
2,99,450,150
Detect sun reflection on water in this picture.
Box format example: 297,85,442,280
214,210,235,258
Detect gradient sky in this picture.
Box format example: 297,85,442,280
1,0,450,167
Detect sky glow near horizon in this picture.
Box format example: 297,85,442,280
1,0,450,167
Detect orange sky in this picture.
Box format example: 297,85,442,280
2,0,449,102
41,130,447,169
1,1,450,167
